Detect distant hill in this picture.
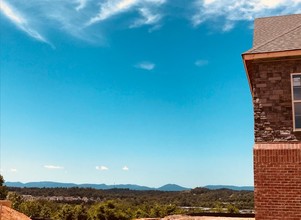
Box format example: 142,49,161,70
158,184,190,191
10,181,78,188
204,185,254,191
5,181,186,191
5,181,254,191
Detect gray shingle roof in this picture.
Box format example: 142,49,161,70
245,14,301,54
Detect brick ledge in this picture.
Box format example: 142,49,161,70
254,143,301,149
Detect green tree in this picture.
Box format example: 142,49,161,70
7,192,24,210
0,175,8,199
212,201,224,213
227,204,239,214
149,204,162,218
134,208,148,219
73,204,88,220
19,200,42,218
40,204,52,219
56,204,75,220
88,200,131,220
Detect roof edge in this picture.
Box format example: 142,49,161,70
254,13,301,21
242,49,301,61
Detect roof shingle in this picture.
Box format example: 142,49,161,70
245,14,301,54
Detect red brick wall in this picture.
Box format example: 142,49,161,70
254,143,301,220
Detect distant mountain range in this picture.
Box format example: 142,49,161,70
204,185,254,191
5,181,254,191
5,182,190,191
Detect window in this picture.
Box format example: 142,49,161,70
291,73,301,131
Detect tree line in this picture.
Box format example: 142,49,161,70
1,175,254,220
8,186,254,209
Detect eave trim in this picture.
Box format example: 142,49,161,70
243,49,301,61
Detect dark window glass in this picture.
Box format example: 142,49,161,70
295,103,301,129
293,75,301,100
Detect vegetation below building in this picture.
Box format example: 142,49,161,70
6,186,254,220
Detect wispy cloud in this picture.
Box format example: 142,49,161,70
130,7,162,28
76,0,88,11
122,166,129,171
10,168,18,172
2,0,300,45
192,0,301,31
96,165,109,171
195,59,209,67
87,0,165,26
0,0,50,44
1,0,165,45
135,61,155,70
44,165,64,170
88,0,138,25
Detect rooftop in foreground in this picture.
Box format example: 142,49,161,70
137,215,255,220
0,204,31,220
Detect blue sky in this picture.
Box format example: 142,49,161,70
1,0,301,188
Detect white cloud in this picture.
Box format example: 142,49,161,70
130,7,162,28
10,168,18,172
192,0,301,30
259,0,285,8
76,0,88,11
87,0,165,26
135,61,155,70
0,0,24,24
122,166,129,171
2,0,300,45
87,0,139,25
1,0,165,44
96,165,109,171
44,165,64,170
195,59,209,67
0,0,50,44
204,0,216,4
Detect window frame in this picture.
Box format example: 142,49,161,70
291,73,301,131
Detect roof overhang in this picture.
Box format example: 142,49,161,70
242,49,301,95
243,49,301,61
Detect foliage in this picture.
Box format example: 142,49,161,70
226,204,240,214
6,186,254,219
0,175,8,199
8,186,254,209
7,192,24,209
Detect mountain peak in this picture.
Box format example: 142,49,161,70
157,184,190,191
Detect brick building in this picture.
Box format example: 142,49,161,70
242,14,301,219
